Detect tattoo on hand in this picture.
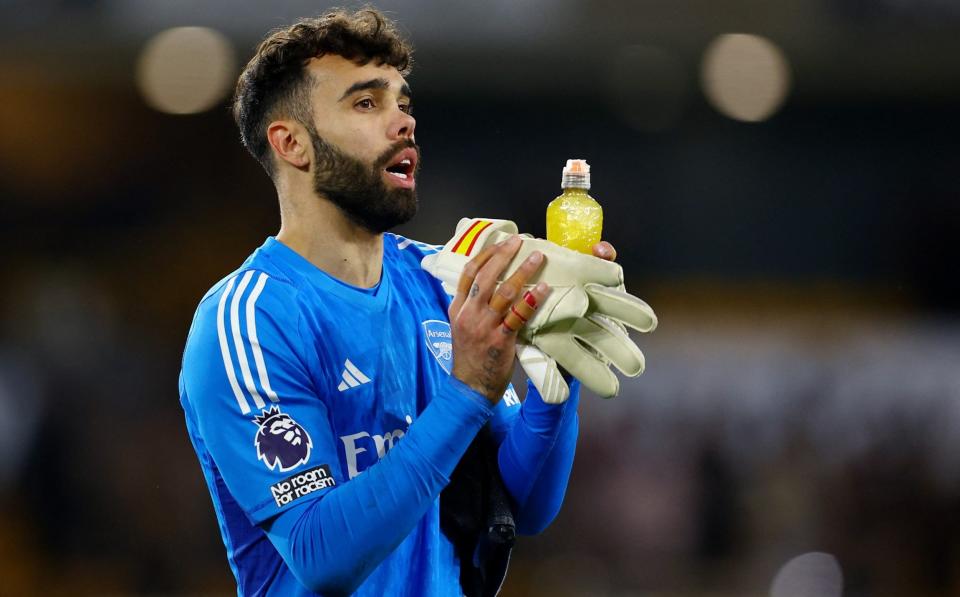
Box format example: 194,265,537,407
469,283,480,298
478,347,505,396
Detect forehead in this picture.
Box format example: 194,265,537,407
306,54,408,99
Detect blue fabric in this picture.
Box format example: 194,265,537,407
265,377,492,595
498,379,580,535
179,234,578,596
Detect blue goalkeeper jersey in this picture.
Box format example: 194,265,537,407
179,235,527,596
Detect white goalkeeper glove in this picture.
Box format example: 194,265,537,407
421,217,657,403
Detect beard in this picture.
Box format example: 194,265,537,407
308,127,420,234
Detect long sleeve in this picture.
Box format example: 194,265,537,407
264,377,493,595
496,379,580,535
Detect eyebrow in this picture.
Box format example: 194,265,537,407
338,78,412,102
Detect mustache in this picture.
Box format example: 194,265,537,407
373,139,420,170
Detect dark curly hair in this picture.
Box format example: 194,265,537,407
232,8,413,177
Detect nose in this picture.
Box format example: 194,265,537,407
389,109,416,141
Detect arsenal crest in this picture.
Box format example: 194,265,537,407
422,319,453,374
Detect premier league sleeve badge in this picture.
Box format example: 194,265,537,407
253,406,313,472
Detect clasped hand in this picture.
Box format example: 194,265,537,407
447,236,618,404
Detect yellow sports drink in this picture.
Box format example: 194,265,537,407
546,159,602,254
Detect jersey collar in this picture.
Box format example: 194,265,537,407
261,236,391,312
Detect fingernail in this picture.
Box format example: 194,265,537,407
597,244,611,257
510,235,522,246
528,251,543,263
535,282,548,294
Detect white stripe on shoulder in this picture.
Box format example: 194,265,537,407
395,235,441,253
246,272,280,403
230,271,266,410
216,276,251,414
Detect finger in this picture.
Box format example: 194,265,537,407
584,284,657,332
457,243,498,296
502,282,550,335
502,291,538,331
465,235,521,309
592,241,617,262
486,250,544,320
516,344,569,404
448,243,499,319
534,329,621,397
567,315,645,376
487,285,517,314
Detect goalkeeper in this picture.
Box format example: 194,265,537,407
179,7,655,597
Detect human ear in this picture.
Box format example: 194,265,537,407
266,121,310,169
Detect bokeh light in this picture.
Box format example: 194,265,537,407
770,552,844,597
701,33,791,123
136,26,235,115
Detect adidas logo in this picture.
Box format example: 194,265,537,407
337,359,371,392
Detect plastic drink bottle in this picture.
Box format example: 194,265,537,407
546,159,602,254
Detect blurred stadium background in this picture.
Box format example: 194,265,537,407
2,1,960,595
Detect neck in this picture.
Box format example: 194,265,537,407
275,185,384,289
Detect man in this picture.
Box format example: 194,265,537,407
180,8,617,596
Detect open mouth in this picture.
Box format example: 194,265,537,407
383,147,418,183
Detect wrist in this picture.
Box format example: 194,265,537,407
452,370,507,404
446,376,498,413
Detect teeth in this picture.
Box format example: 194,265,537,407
388,171,408,180
400,159,411,165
